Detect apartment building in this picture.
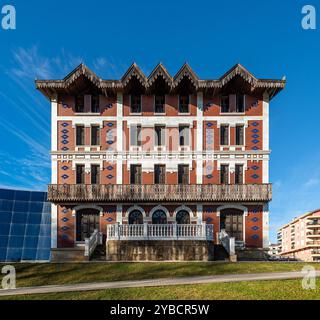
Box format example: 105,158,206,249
278,209,320,262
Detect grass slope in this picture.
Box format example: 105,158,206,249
0,262,319,288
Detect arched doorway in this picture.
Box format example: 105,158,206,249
220,208,243,241
152,210,167,224
176,210,190,224
76,208,100,241
129,210,143,224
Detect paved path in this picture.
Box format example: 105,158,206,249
0,271,319,297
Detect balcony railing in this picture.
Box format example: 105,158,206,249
47,184,272,202
106,223,214,241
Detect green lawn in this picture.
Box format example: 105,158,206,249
0,261,319,288
2,279,320,300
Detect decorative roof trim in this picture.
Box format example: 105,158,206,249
121,63,147,87
36,62,286,99
219,63,258,87
173,63,199,88
148,63,173,87
63,63,101,87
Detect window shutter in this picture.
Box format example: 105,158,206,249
130,125,137,146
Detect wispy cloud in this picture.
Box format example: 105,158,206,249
0,46,130,191
9,46,83,80
303,178,320,188
92,56,127,78
0,150,50,191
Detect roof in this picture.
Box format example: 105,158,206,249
36,62,286,100
278,208,320,230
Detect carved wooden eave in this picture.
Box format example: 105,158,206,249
35,63,105,99
36,62,286,100
63,63,101,88
219,63,258,87
173,63,199,89
148,63,173,88
121,62,148,88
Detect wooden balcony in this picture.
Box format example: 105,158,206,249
47,183,272,203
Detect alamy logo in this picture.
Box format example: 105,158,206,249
301,265,316,290
1,265,16,289
301,5,316,30
1,4,16,30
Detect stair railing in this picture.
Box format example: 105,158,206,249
84,229,102,259
218,229,235,256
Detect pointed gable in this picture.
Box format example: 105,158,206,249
121,63,147,88
63,63,101,88
219,63,258,87
173,63,199,89
148,63,172,87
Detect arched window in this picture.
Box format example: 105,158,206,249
176,210,190,224
152,210,167,224
128,210,143,224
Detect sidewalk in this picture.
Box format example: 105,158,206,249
1,270,318,297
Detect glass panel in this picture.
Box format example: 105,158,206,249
91,95,100,113
155,95,165,113
12,212,28,224
179,95,189,113
0,189,15,200
129,210,143,224
131,95,141,113
176,211,190,224
152,210,167,224
0,200,14,212
0,224,10,236
15,191,30,201
0,188,51,262
29,202,44,213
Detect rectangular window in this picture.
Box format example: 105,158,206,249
220,165,229,184
91,165,100,184
91,95,100,113
235,165,244,184
76,165,85,184
154,165,166,184
179,125,190,146
236,94,245,113
221,96,229,113
75,95,85,113
179,95,189,113
236,125,244,146
155,125,165,146
130,165,142,184
220,125,229,146
76,125,85,146
178,164,189,184
91,125,100,146
155,95,165,113
130,125,142,146
131,95,141,113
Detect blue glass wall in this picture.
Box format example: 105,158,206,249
0,189,51,262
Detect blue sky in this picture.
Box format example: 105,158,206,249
0,0,319,241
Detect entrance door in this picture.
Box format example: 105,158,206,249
76,209,100,241
220,209,243,241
